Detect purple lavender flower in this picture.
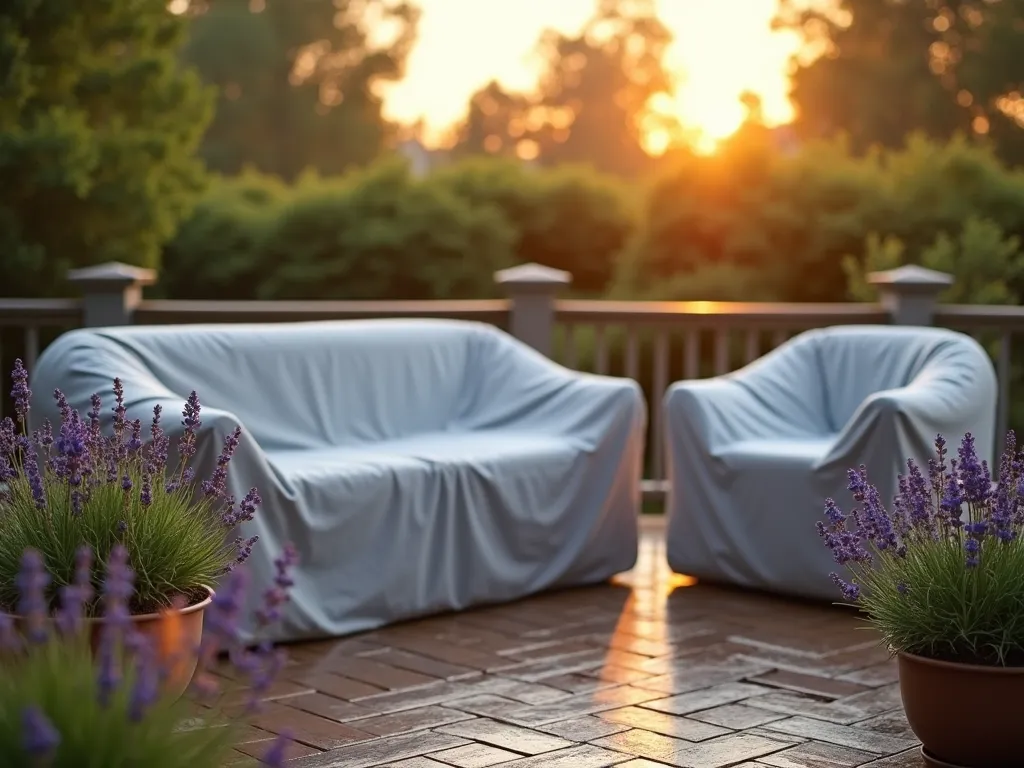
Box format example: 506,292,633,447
54,388,72,424
0,416,15,456
236,641,287,712
989,486,1017,543
127,419,143,455
17,436,47,510
256,544,298,627
998,431,1018,483
128,639,160,722
96,545,135,706
957,433,991,506
201,426,242,498
17,549,50,644
179,391,202,460
121,474,133,493
10,358,31,424
964,536,981,567
86,393,104,473
55,409,90,487
260,732,291,767
112,377,127,442
105,450,119,485
224,487,262,528
148,404,169,475
903,459,935,536
847,468,901,554
35,419,53,451
822,431,1024,604
199,567,247,672
88,393,102,429
816,498,871,567
829,572,860,601
940,471,965,528
847,465,869,503
54,546,94,635
232,535,260,568
928,433,948,489
21,706,60,757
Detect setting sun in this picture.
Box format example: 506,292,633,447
381,0,803,154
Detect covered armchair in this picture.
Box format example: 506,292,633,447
30,319,645,640
663,325,997,600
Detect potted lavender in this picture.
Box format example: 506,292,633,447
0,360,262,696
0,543,296,766
818,431,1024,768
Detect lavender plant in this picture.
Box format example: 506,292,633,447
0,359,262,615
0,544,297,767
818,431,1024,666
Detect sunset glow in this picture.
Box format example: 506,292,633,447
381,0,803,154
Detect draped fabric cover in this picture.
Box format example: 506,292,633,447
31,319,646,640
663,325,997,600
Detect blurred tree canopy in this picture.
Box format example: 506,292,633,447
777,0,1024,166
0,0,212,298
181,0,418,179
158,133,1024,311
159,156,639,299
619,132,1024,304
448,0,680,176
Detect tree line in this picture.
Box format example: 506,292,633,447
4,0,1024,304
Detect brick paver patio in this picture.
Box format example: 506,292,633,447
216,518,924,767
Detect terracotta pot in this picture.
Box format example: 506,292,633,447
6,586,214,701
899,651,1024,767
94,586,214,700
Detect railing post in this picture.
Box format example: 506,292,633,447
867,264,953,326
67,262,156,327
495,263,572,357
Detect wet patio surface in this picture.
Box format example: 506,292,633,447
217,518,923,767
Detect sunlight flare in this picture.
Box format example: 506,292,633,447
382,0,804,153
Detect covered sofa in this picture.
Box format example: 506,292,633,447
663,325,997,601
30,319,646,640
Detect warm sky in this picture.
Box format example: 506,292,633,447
381,0,804,153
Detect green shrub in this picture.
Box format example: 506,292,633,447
256,159,516,300
617,136,886,303
158,169,288,300
432,159,639,295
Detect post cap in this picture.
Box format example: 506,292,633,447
494,262,572,291
867,264,953,292
68,262,157,289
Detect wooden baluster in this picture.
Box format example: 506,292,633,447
625,327,640,381
652,331,669,481
25,326,39,376
713,329,730,375
998,332,1012,454
563,325,578,370
744,329,759,364
594,325,609,375
684,329,700,380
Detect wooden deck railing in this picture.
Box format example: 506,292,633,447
1,261,1020,499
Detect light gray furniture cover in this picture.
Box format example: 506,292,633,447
664,325,997,601
31,319,645,640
